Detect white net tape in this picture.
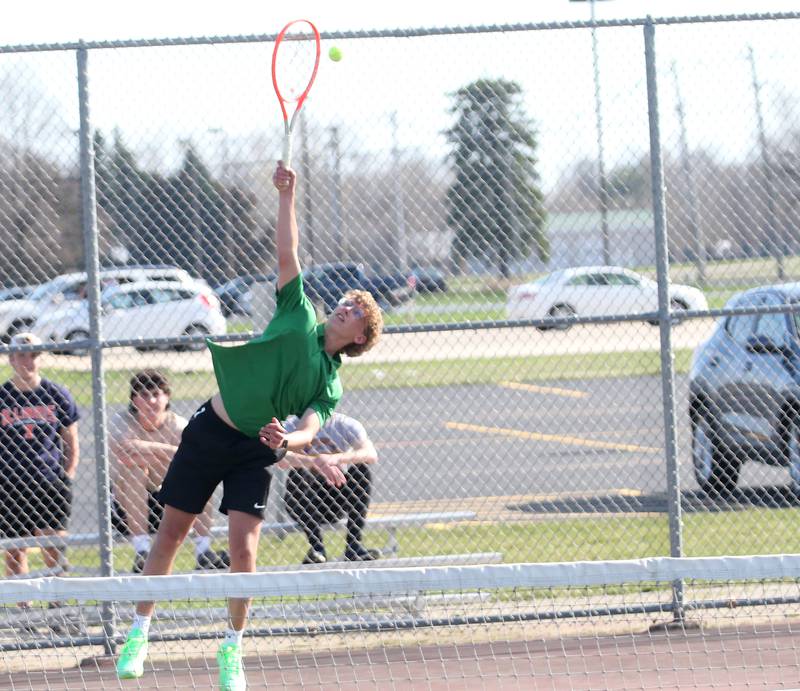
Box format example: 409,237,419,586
2,555,800,689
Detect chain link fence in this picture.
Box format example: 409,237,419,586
1,13,800,590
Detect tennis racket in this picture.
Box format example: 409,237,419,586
271,19,321,167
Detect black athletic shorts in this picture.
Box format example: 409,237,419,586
158,400,278,519
0,469,72,538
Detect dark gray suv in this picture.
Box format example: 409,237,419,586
689,283,800,497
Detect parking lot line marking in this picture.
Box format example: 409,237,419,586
445,421,660,453
377,438,475,449
499,381,588,398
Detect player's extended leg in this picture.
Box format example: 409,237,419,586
216,509,262,691
117,506,196,680
140,505,197,584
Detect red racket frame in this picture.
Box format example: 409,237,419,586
271,19,321,166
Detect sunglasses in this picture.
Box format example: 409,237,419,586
337,298,365,320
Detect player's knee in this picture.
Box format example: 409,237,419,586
155,512,195,547
227,543,257,569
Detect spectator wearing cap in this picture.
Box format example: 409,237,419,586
0,332,80,583
109,370,229,573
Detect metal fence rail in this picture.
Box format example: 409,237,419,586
1,13,800,656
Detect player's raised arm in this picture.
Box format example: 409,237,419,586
273,161,301,289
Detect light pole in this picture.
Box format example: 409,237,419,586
298,109,316,266
570,0,612,265
390,112,408,272
208,127,235,280
178,137,204,278
329,125,345,259
670,62,705,286
747,45,785,281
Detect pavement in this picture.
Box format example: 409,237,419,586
35,318,717,371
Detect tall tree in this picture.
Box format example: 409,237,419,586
95,131,156,266
445,78,548,277
95,132,262,282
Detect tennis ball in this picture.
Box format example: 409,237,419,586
328,46,342,62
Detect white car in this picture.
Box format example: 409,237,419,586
33,281,226,354
506,266,708,330
0,266,204,343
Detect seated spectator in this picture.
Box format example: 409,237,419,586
109,370,229,573
280,412,380,564
0,332,79,629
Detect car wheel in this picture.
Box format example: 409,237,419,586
670,298,689,325
179,324,210,352
691,413,740,497
786,417,800,495
547,304,575,331
65,330,90,357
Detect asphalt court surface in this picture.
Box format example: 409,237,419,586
3,625,798,689
68,368,796,535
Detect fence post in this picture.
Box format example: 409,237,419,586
76,43,116,653
643,18,685,622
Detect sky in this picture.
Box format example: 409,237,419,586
1,0,799,45
2,0,799,199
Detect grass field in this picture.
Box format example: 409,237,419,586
24,504,800,576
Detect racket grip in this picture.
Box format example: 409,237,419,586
282,134,293,168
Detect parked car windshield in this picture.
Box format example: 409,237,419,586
535,271,564,286
0,286,32,301
28,279,69,302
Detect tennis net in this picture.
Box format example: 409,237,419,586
2,555,800,689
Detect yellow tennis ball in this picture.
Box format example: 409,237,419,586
328,46,342,62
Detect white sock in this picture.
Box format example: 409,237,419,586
132,614,151,637
224,628,244,646
194,535,212,557
131,535,151,554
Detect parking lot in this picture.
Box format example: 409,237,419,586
65,315,800,539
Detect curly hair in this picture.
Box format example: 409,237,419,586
339,289,383,358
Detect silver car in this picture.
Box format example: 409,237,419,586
33,280,226,354
689,283,800,497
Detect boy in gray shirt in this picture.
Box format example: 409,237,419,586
280,412,380,563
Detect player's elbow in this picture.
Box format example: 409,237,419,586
277,255,301,278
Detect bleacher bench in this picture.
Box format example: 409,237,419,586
0,510,481,575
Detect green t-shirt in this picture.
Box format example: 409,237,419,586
207,273,342,438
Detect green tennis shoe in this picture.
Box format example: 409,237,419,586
116,628,148,679
217,641,246,690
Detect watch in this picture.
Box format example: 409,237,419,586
280,439,288,450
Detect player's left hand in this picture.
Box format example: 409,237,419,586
259,417,289,450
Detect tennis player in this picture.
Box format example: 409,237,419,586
117,162,383,691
